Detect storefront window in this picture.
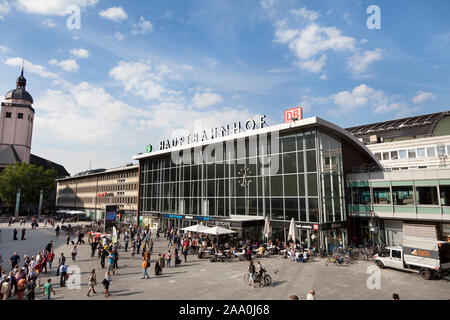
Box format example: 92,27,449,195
352,187,371,205
440,185,450,206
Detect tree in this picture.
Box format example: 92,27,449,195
0,162,57,207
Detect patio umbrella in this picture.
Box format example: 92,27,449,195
263,216,271,240
202,226,237,235
180,224,210,233
287,217,296,243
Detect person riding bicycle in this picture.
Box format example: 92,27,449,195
255,261,265,282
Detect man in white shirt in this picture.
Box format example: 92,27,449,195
306,289,316,300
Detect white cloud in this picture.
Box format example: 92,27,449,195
274,22,356,73
5,57,58,79
331,84,374,109
49,59,79,72
131,16,153,35
41,18,56,28
0,45,9,54
348,48,384,75
99,6,128,22
291,7,320,21
412,91,436,104
260,0,276,9
109,61,168,100
15,0,98,16
70,47,89,59
192,91,224,109
360,38,368,44
0,0,11,20
115,31,124,41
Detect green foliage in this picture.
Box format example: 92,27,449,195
0,162,57,206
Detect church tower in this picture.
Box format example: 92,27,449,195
0,67,35,164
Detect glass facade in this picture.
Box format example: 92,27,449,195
139,128,347,247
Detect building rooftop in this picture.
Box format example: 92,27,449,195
346,110,450,143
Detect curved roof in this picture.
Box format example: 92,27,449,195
133,116,382,169
346,110,450,142
5,88,33,103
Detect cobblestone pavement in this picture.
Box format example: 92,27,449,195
1,222,449,300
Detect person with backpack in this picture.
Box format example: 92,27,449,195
141,258,150,279
87,269,97,297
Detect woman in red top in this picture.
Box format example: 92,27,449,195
47,251,55,270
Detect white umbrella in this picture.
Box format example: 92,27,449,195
263,216,271,240
67,210,85,215
202,226,237,235
287,217,296,243
180,224,210,233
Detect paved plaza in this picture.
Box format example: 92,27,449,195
0,223,449,300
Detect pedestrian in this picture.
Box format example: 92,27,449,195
183,245,188,263
45,240,53,254
131,242,136,258
248,261,256,288
56,253,65,276
166,250,171,268
155,254,163,276
13,228,18,240
306,289,316,300
71,246,78,261
102,271,111,297
66,233,70,245
393,293,400,300
142,258,150,279
114,248,119,269
97,241,102,258
107,251,115,275
21,228,26,240
55,225,60,237
124,235,129,252
47,251,55,270
17,277,27,300
10,252,20,270
26,278,36,300
1,275,11,300
289,295,299,300
90,240,97,258
59,263,67,287
100,248,106,269
87,269,97,297
43,279,55,300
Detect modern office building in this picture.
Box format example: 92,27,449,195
134,116,381,249
346,110,450,245
56,164,139,223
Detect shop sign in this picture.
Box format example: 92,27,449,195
185,215,194,220
97,192,114,198
284,107,303,123
146,144,153,153
215,220,231,227
295,222,319,230
194,216,214,221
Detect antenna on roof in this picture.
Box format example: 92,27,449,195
89,158,92,170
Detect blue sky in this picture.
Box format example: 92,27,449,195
0,0,449,175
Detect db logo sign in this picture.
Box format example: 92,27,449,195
284,107,303,123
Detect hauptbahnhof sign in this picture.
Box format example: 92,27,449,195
159,115,268,150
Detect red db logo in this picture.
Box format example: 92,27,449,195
284,107,303,123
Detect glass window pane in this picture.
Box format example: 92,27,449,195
416,186,438,205
399,150,407,159
299,198,306,221
437,145,446,157
308,198,319,222
271,176,283,197
306,150,316,172
382,152,389,160
440,185,450,206
427,147,435,157
373,187,391,204
392,186,414,205
283,152,297,173
408,149,416,159
297,133,304,151
297,152,304,172
285,198,298,221
417,148,425,158
298,174,305,196
304,131,316,149
271,198,284,220
284,174,298,196
307,173,318,196
375,153,381,161
282,135,296,153
390,151,398,160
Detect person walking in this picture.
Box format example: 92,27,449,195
87,269,97,297
26,278,36,300
59,263,67,287
47,251,55,270
306,289,316,300
166,250,171,268
1,275,11,300
107,251,115,275
248,261,256,288
90,240,97,258
66,233,70,245
17,277,27,300
56,253,65,276
10,252,20,270
100,248,107,269
142,258,150,279
124,235,129,252
21,228,26,240
13,228,18,240
131,242,136,258
183,245,188,263
71,246,78,261
113,248,119,269
55,225,60,237
43,279,55,300
155,254,164,276
102,271,111,297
